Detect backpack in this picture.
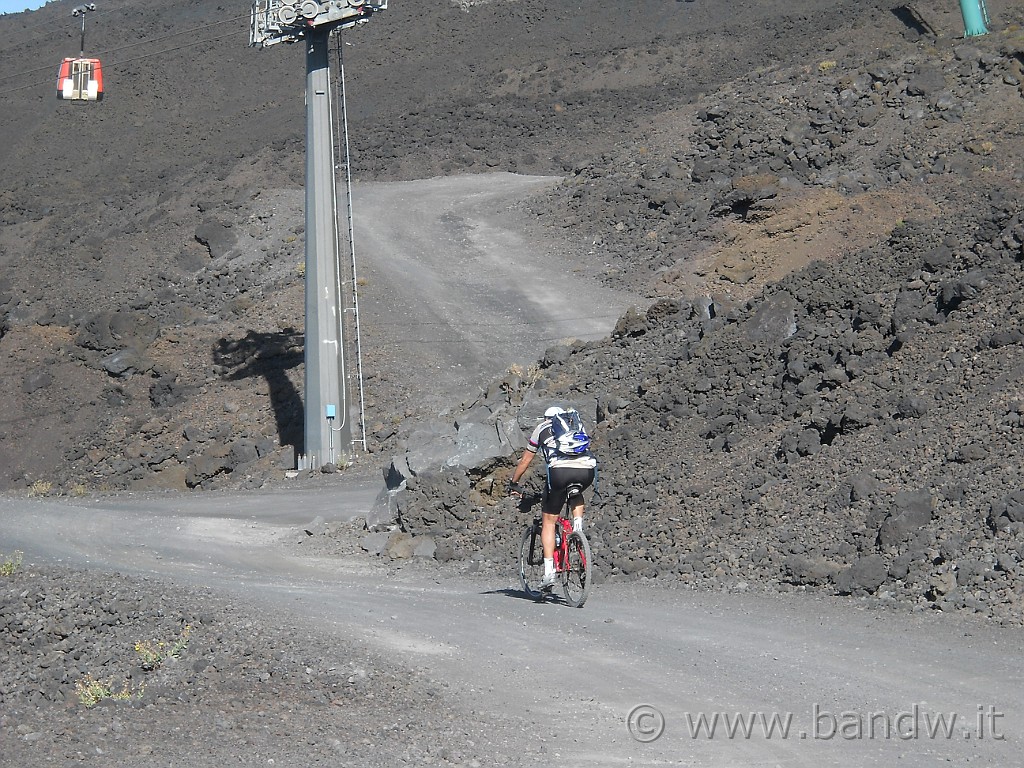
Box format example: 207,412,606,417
548,408,592,457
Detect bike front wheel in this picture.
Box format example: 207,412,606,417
561,531,593,608
518,524,546,601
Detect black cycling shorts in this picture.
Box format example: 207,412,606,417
543,466,595,515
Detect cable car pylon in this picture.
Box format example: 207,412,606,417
57,3,103,102
250,1,387,471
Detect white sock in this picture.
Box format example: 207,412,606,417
573,516,584,533
544,558,554,576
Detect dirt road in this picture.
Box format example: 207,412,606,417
352,173,639,413
2,486,1021,767
2,174,1021,766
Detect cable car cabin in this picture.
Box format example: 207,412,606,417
56,57,103,102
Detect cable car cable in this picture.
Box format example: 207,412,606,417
0,27,244,97
103,28,244,72
0,9,83,39
0,11,249,83
0,4,119,59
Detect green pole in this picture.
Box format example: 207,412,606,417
959,0,989,37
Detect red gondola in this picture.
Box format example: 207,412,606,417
58,4,102,103
56,57,103,102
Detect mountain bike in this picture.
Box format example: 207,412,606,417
517,484,593,608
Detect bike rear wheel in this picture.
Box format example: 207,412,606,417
518,524,546,601
561,530,592,608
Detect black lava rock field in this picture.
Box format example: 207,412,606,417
360,4,1024,625
1,2,1023,734
4,1,1024,764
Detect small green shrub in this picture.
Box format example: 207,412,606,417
134,624,193,671
0,550,23,577
507,362,542,385
27,480,52,497
75,675,144,708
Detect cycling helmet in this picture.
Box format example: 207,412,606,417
544,406,565,417
555,432,591,454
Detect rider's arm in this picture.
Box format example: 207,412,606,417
510,422,547,494
510,447,535,485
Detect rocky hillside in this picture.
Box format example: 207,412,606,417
1,1,1023,623
383,14,1024,625
1,0,919,493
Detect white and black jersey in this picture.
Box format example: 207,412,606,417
528,419,597,470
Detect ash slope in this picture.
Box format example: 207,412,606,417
388,10,1024,625
1,0,926,492
1,0,1023,628
1,2,1024,764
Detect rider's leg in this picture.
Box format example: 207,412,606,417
541,511,559,586
542,470,573,585
541,512,559,559
570,499,585,532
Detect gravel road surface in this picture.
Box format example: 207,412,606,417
2,487,1021,768
352,173,639,413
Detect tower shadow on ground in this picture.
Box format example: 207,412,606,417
213,328,305,456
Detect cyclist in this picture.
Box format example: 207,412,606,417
508,406,597,589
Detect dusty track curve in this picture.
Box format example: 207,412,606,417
1,487,1021,767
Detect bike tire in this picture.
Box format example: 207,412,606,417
518,524,546,601
561,530,593,608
